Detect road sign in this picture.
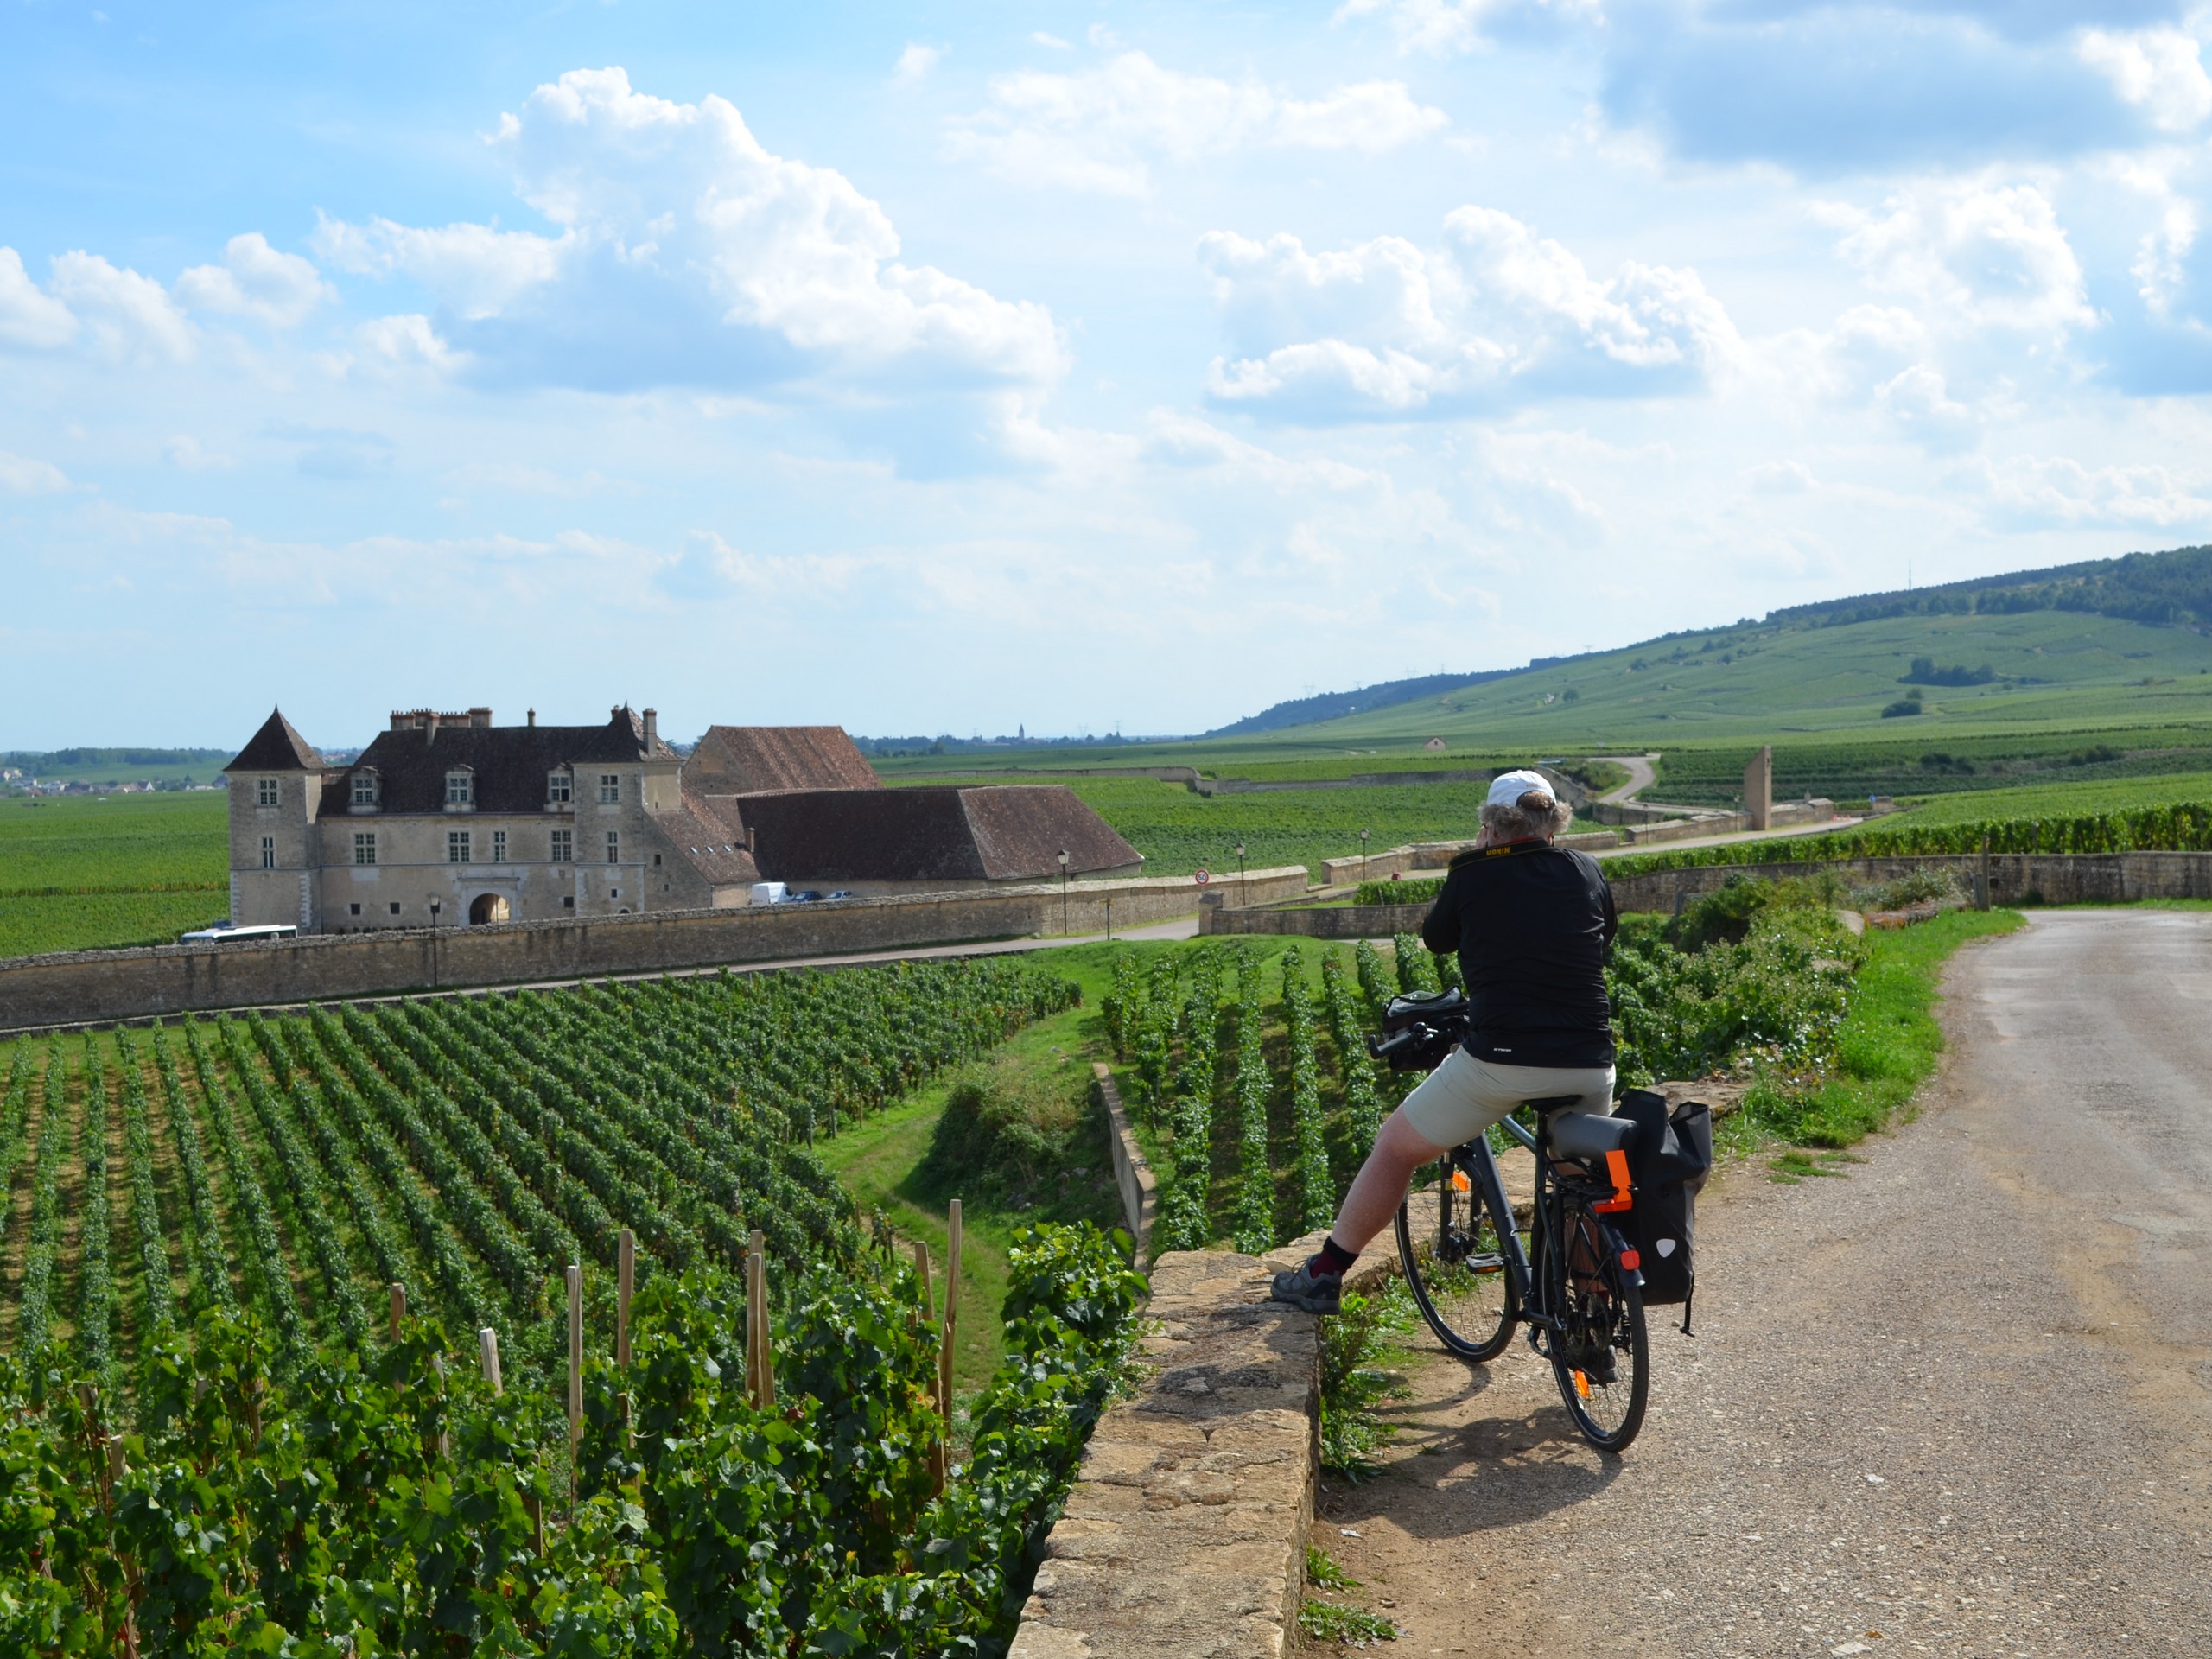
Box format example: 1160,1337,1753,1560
1195,868,1210,885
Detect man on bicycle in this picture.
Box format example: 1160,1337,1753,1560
1272,769,1618,1314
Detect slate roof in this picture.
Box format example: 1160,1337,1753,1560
226,709,325,773
320,709,671,816
736,785,1142,884
651,792,761,887
684,727,883,795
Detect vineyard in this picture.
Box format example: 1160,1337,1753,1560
0,956,1152,1657
1114,911,1864,1256
1646,726,2212,807
0,793,229,959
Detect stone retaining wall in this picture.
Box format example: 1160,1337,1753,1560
1201,902,1431,940
1006,1245,1323,1659
1603,849,2212,913
0,866,1313,1033
1093,1064,1156,1257
1205,853,2212,944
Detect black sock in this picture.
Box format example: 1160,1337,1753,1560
1313,1236,1359,1277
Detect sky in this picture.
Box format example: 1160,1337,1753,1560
10,1,2212,747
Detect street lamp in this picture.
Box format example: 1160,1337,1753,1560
1359,828,1370,887
1057,849,1070,936
427,897,443,990
1235,842,1245,906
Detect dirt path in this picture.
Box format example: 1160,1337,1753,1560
1310,911,2212,1656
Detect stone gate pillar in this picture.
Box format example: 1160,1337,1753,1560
1745,745,1773,831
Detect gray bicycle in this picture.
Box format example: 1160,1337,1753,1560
1370,991,1649,1452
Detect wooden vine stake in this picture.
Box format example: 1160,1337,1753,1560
567,1264,583,1513
430,1353,450,1459
935,1201,963,1494
479,1327,502,1396
616,1228,634,1367
747,1246,775,1408
389,1282,405,1342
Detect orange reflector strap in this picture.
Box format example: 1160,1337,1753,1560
1572,1370,1592,1400
1592,1147,1633,1213
1451,1169,1471,1193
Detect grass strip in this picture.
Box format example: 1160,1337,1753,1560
1735,906,2024,1160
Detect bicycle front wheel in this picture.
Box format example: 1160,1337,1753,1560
1541,1199,1649,1452
1395,1151,1516,1363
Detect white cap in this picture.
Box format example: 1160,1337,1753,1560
1485,767,1554,808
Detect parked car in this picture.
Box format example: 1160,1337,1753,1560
826,889,854,900
789,890,823,903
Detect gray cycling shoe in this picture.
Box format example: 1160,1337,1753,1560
1269,1258,1342,1314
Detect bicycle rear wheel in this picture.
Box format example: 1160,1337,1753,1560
1395,1149,1516,1362
1540,1199,1649,1452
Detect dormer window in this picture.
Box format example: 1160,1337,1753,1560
256,778,279,807
599,772,620,804
446,769,474,807
351,770,379,808
548,769,572,804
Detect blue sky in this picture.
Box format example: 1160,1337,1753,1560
10,1,2212,747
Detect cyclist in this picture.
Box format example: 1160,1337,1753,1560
1272,769,1618,1313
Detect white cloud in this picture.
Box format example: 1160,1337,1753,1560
1031,31,1072,49
1335,0,1599,57
1974,453,2212,528
1198,207,1742,418
1822,180,2094,337
445,461,613,496
893,43,942,85
2078,29,2212,134
176,232,332,326
1876,364,1979,451
318,67,1061,399
162,435,234,471
346,313,471,378
946,51,1449,197
0,248,78,349
312,214,570,320
1138,410,1379,492
1745,459,1815,493
47,251,195,362
0,451,71,494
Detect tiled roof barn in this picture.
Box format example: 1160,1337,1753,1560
732,785,1143,886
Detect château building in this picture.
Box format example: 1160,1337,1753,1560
221,704,1143,934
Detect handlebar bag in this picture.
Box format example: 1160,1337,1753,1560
1612,1090,1714,1326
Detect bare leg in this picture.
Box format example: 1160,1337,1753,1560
1325,1106,1449,1255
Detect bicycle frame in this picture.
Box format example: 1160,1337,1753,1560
1445,1112,1637,1356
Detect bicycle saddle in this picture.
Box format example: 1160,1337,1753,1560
1548,1111,1635,1160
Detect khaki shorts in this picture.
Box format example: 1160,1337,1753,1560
1398,1045,1617,1149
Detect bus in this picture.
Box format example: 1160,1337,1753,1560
179,921,299,944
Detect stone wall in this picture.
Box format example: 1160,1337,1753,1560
1006,1246,1321,1659
1604,849,2212,913
1203,852,2212,945
0,866,1312,1033
1092,1064,1156,1257
1202,901,1431,940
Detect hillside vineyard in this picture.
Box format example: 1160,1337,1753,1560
0,957,1077,1389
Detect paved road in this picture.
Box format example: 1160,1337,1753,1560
1313,911,2212,1656
1591,753,1660,804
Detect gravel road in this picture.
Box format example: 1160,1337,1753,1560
1309,910,2212,1656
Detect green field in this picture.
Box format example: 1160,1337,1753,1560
0,792,230,956
3,747,232,786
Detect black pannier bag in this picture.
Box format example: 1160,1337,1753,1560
1611,1089,1714,1332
